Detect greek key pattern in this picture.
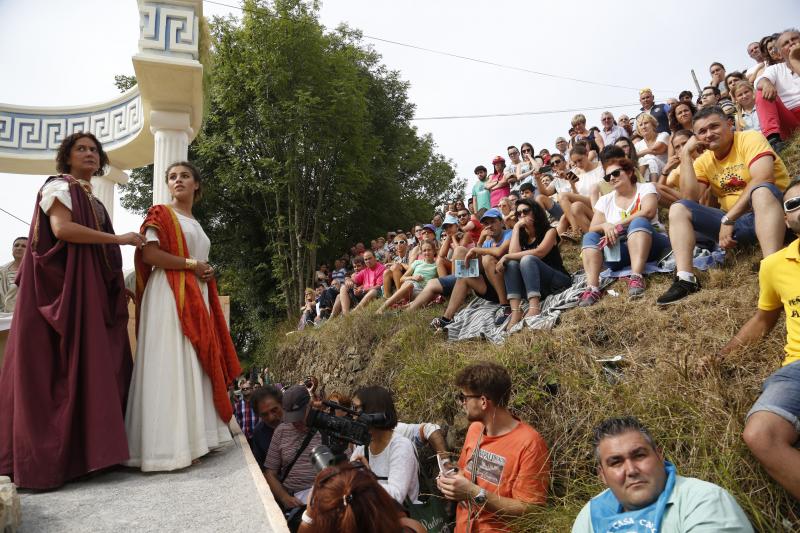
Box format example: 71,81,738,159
139,2,198,58
0,94,143,153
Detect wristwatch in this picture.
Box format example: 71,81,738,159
473,487,488,505
720,214,735,226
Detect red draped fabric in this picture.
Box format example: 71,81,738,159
135,205,241,423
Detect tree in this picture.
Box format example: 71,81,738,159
120,0,458,358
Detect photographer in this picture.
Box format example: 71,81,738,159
264,385,323,510
350,386,420,505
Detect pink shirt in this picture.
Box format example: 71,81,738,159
488,173,510,207
353,262,386,290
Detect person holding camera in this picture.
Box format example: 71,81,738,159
264,385,323,511
349,386,420,505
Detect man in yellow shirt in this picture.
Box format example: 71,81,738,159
657,106,790,305
707,177,800,500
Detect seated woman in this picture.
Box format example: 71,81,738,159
350,386,419,505
733,80,761,132
634,113,670,180
557,144,605,235
578,157,671,306
376,240,438,314
297,288,317,329
497,199,571,330
382,233,411,298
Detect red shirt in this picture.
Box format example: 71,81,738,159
352,262,386,290
455,420,550,533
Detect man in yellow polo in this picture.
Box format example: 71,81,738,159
711,176,800,501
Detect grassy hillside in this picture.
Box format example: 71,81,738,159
267,136,800,531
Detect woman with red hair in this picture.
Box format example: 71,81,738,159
298,463,426,533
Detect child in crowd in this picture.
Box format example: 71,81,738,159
376,241,438,314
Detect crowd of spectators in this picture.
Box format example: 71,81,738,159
277,27,800,533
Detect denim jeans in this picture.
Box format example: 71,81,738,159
582,217,671,271
747,361,800,432
675,182,784,249
503,255,571,300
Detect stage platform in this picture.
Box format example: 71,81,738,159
18,432,288,533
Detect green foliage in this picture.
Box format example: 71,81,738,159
114,74,137,92
119,0,457,359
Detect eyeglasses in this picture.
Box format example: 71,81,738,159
516,207,531,216
393,240,407,245
603,169,624,182
784,196,800,212
521,148,532,153
457,212,469,218
456,392,482,403
508,150,519,156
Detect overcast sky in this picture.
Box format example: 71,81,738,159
1,0,796,266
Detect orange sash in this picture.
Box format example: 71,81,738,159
135,205,241,422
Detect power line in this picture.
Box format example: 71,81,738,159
203,0,678,93
0,206,29,226
413,102,639,121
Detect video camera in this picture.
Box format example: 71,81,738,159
306,399,386,471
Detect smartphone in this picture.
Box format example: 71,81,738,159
566,170,579,182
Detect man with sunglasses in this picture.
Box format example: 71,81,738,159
437,362,549,532
657,106,790,305
701,177,800,501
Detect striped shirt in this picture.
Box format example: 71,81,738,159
264,423,323,495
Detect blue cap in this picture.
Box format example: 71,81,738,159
442,214,459,227
480,208,503,221
423,224,437,233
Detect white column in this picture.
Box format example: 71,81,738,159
150,110,193,206
91,166,129,223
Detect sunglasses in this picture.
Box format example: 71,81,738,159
457,212,469,218
603,169,624,182
521,148,532,153
516,207,531,216
785,196,800,213
393,239,407,245
456,392,482,403
551,159,563,165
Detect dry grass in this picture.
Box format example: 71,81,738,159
270,137,800,530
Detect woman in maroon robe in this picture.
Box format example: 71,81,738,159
0,132,146,489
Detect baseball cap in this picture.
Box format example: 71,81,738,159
480,208,503,222
423,223,437,233
282,385,311,423
492,155,505,164
442,214,459,227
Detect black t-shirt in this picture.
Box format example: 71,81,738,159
518,227,569,276
250,420,275,469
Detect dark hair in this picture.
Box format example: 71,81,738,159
570,143,589,157
668,100,697,132
709,61,725,72
519,182,535,193
165,161,203,201
573,138,600,156
516,198,551,245
352,256,365,266
678,90,693,100
725,71,744,86
760,34,780,65
474,165,487,175
308,464,403,533
507,145,518,152
599,145,627,165
13,237,28,244
55,132,109,177
601,157,638,185
455,361,512,407
520,142,534,156
352,386,397,430
693,105,727,124
786,176,800,195
593,416,658,461
613,137,639,166
672,129,694,143
249,385,282,413
508,191,520,200
702,85,721,98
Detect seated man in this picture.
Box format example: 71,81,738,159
572,416,752,532
756,29,800,152
425,208,512,329
436,214,461,277
707,177,800,501
657,106,789,305
437,362,549,532
331,251,386,316
249,385,284,470
700,85,735,116
264,385,322,511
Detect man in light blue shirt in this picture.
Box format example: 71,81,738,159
572,417,753,533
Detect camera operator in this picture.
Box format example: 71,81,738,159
350,386,420,505
298,463,426,533
264,385,322,511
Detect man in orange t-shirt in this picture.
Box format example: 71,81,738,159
437,362,550,532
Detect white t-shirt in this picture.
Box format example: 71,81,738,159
351,432,420,504
756,63,800,110
574,164,605,197
635,132,670,176
594,182,661,228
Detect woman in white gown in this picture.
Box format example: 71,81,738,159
125,161,241,471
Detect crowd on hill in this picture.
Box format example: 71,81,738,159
268,28,800,532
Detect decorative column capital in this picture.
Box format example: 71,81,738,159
149,110,192,135
138,0,202,61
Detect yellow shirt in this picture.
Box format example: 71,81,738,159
758,239,800,366
666,167,680,190
693,130,789,212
